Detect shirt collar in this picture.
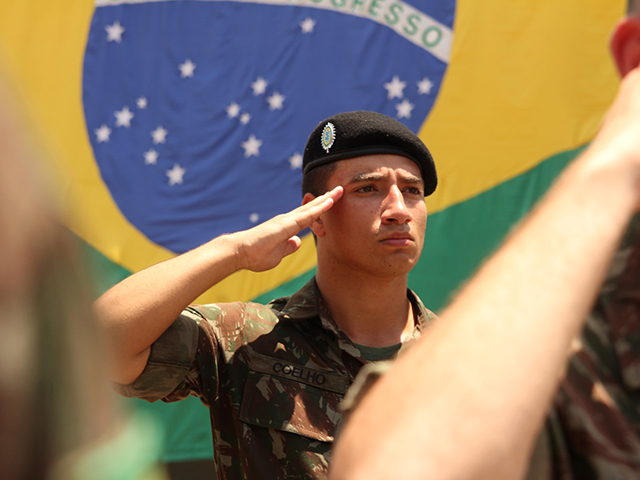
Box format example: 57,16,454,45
271,276,436,355
271,276,321,321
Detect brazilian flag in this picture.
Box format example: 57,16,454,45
0,0,624,473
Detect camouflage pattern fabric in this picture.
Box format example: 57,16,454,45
115,277,436,480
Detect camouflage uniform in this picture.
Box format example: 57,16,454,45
115,278,436,480
342,216,640,480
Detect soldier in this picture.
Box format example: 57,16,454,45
95,111,438,479
330,4,640,480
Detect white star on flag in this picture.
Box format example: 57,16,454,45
300,17,316,34
144,149,158,165
396,99,414,119
417,77,434,95
95,124,112,143
151,126,168,144
114,106,134,128
242,135,263,157
179,59,196,78
267,92,285,110
137,97,148,109
251,77,268,96
226,102,241,118
288,152,303,169
106,21,125,43
166,163,186,185
384,76,406,99
240,112,251,125
249,213,260,223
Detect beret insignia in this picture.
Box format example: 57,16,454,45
321,122,335,153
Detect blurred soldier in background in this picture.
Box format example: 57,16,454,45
0,71,165,480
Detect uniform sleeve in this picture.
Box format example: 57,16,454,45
113,308,216,403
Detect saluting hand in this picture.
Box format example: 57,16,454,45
234,186,343,272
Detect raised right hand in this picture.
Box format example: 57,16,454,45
233,186,343,272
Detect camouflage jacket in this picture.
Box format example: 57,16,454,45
115,278,436,480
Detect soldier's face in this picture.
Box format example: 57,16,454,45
312,154,427,277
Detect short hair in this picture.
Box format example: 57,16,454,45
301,162,337,197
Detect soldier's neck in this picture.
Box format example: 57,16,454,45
315,268,414,348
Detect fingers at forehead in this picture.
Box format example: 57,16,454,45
279,187,342,236
298,187,341,214
287,196,336,232
293,203,329,228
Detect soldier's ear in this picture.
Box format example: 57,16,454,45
302,192,315,206
302,193,326,237
611,16,640,77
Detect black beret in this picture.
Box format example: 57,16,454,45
302,111,437,196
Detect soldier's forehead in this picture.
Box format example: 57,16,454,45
332,154,422,179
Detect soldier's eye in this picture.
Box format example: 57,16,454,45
405,187,423,195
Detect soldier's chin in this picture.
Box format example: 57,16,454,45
379,256,419,276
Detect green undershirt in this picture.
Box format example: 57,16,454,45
353,342,402,362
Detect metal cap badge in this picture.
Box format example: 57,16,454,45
321,122,335,153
